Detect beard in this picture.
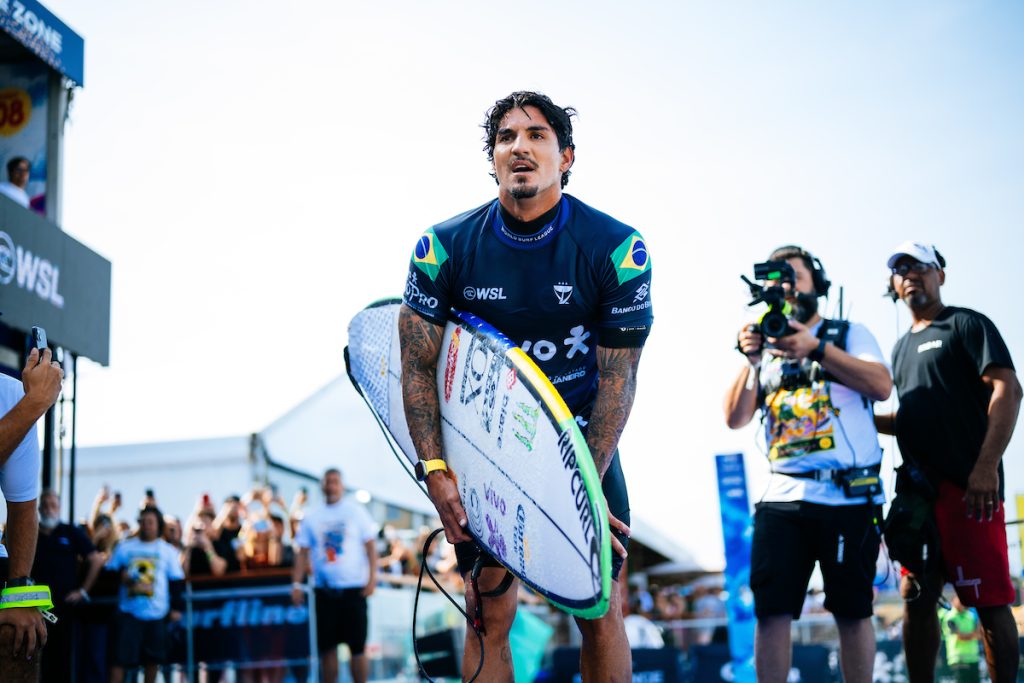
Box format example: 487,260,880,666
509,183,539,200
792,293,819,323
40,515,60,530
904,290,931,309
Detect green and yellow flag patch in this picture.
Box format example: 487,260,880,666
610,232,650,285
412,228,449,281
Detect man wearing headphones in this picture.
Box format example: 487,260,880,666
106,505,185,683
724,245,892,683
876,242,1021,683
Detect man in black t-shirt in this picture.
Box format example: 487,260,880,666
33,489,105,682
876,242,1022,683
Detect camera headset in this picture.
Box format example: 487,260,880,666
885,246,946,302
769,244,832,299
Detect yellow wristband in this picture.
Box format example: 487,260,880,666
0,585,53,611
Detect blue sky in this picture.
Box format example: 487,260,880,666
43,0,1024,568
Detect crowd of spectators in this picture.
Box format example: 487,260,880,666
71,485,460,587
626,582,728,649
1,483,463,682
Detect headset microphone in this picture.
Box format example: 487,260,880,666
885,278,898,303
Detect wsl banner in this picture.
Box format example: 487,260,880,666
0,62,48,215
715,453,755,683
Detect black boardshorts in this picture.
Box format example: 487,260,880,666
110,611,169,667
750,501,882,620
455,450,630,582
314,587,368,655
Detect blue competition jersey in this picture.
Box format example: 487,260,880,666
403,194,653,421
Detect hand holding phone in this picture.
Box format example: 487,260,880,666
31,326,47,355
21,326,63,413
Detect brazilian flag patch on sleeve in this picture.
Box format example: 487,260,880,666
412,228,449,282
610,232,650,285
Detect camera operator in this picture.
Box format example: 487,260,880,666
723,245,892,683
0,346,63,682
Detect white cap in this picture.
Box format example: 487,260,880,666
887,241,942,269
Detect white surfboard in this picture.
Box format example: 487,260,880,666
345,298,611,618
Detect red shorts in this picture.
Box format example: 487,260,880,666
933,480,1015,607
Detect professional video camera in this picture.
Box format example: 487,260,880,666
741,260,797,338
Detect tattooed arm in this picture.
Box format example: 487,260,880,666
586,345,643,478
398,305,471,543
586,344,643,558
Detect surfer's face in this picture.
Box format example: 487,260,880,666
322,471,344,504
492,105,573,205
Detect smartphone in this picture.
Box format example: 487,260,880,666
30,327,47,359
113,491,122,505
145,488,155,499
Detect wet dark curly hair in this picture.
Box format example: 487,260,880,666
482,91,577,188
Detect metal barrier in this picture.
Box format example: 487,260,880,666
182,580,318,679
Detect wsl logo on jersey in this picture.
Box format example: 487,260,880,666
412,228,449,281
610,232,650,285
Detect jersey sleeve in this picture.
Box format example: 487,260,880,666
845,322,889,369
107,542,127,571
0,384,40,504
596,230,653,348
959,311,1015,375
403,227,452,325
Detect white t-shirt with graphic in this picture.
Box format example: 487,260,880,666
295,497,378,589
758,320,888,505
0,374,41,559
108,537,185,620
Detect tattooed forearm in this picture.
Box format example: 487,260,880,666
586,345,643,477
398,305,446,460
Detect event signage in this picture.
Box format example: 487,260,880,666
0,63,49,214
0,0,84,86
188,590,312,665
0,199,110,364
715,453,755,683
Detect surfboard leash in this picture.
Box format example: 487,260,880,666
413,528,486,683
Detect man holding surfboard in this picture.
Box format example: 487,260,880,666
725,245,892,683
398,91,652,681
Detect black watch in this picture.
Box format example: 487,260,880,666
809,338,827,363
4,576,34,589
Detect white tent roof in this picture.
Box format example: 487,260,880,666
258,375,436,516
